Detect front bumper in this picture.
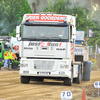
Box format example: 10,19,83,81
20,58,72,78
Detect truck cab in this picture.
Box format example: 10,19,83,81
16,14,83,86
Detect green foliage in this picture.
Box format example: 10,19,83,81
13,60,19,66
10,29,16,37
0,62,3,67
16,0,32,23
43,0,100,47
0,0,32,36
88,8,100,47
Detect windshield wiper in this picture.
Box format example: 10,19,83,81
49,37,62,40
23,37,37,40
35,36,50,40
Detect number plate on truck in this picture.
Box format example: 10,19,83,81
23,71,29,73
38,72,50,75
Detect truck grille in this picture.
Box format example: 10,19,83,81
34,60,54,70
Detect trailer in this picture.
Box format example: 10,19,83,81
16,14,91,86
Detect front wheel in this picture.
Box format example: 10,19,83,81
31,77,44,82
21,76,30,84
73,78,77,83
64,78,73,86
64,68,73,86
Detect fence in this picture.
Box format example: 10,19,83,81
89,47,100,70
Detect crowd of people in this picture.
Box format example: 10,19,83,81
4,50,20,69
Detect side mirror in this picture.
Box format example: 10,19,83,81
72,35,76,40
16,26,20,39
72,26,76,40
16,26,20,34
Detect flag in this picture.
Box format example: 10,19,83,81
88,28,95,38
96,45,100,54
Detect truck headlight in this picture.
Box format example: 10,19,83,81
60,65,69,68
59,71,65,75
20,64,28,67
60,65,65,68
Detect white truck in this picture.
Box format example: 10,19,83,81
16,14,90,86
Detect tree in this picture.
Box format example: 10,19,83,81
0,0,32,36
10,29,16,37
87,7,100,47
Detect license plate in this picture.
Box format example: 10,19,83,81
23,71,29,73
38,72,50,75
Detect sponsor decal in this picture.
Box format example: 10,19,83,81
75,48,82,52
70,42,75,51
71,47,74,51
15,45,19,50
75,48,83,55
56,48,66,50
26,14,67,22
28,42,40,46
28,42,62,47
24,47,33,50
40,42,49,47
59,43,62,47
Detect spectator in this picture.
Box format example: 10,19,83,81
4,50,9,69
8,50,13,69
16,51,21,61
12,52,17,61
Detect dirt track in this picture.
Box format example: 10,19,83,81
0,70,100,100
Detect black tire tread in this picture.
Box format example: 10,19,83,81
77,67,81,84
21,76,30,84
73,78,77,83
64,78,72,86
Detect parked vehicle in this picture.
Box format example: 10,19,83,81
0,37,11,63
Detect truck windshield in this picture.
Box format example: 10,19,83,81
22,25,69,40
4,43,11,50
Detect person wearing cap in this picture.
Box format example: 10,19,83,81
8,50,13,69
4,50,9,69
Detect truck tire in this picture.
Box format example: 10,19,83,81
64,68,73,86
35,78,43,82
64,78,73,86
21,76,30,84
81,63,83,81
31,77,43,82
77,66,81,84
38,78,43,82
73,78,77,83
